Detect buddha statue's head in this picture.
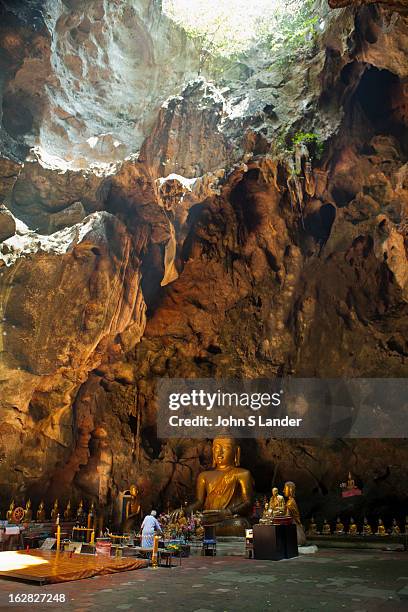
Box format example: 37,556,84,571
130,484,139,497
272,487,278,497
212,437,240,469
283,481,295,498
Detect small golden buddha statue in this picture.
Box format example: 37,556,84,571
346,472,355,490
6,500,15,522
177,508,188,528
348,517,358,536
322,519,331,535
50,499,59,521
259,501,274,525
376,518,386,536
23,499,32,523
76,500,84,521
184,437,254,536
335,517,345,534
123,484,141,532
195,516,204,538
269,487,286,518
284,481,306,545
64,500,72,521
390,519,400,535
362,517,372,536
307,517,318,536
36,500,46,522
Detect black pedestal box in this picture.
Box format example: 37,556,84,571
253,524,298,560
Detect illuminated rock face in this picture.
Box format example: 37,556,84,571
0,1,407,518
0,0,200,167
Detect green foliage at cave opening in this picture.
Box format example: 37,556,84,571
163,0,323,72
292,131,324,159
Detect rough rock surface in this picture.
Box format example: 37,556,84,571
329,0,408,10
0,0,200,167
0,204,15,242
8,157,106,233
0,0,407,523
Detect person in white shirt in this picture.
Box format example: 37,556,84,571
141,510,162,547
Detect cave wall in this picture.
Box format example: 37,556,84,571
0,0,407,523
0,0,200,166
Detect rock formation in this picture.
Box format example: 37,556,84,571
0,0,407,522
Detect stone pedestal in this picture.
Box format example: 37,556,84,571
253,524,298,560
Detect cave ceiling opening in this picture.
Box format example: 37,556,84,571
0,0,323,172
163,0,323,57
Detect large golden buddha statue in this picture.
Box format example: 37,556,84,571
187,437,254,536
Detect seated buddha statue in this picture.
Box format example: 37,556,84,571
76,500,85,524
6,500,15,522
376,518,386,536
50,499,59,521
184,437,254,536
177,508,188,529
283,481,306,545
64,500,72,521
348,517,358,536
194,516,204,538
23,499,32,523
390,519,400,535
36,500,46,522
259,501,274,525
307,516,318,536
322,519,331,535
362,517,372,536
346,472,355,490
335,517,345,534
269,487,286,518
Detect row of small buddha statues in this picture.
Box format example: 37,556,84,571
306,516,408,536
4,498,90,524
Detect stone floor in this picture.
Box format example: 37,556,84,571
0,550,407,611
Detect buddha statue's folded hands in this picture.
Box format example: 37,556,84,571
199,508,235,523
